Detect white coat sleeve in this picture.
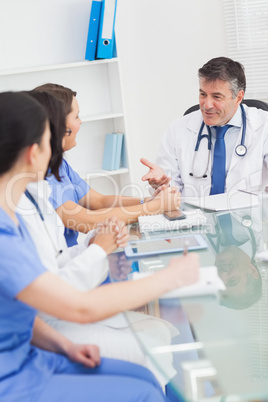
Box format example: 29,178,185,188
156,121,184,191
56,243,108,291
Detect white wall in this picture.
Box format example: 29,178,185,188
0,0,90,69
116,0,227,189
0,0,227,191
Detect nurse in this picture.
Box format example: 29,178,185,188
18,90,128,290
0,92,199,401
17,90,179,387
34,83,180,247
141,57,268,197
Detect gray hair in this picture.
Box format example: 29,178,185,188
198,57,246,98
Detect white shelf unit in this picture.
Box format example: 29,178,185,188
0,58,131,195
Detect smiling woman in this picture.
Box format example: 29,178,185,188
34,83,180,247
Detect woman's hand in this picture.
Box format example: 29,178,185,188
155,186,181,212
65,343,101,368
92,218,129,254
144,184,168,202
165,253,200,289
108,252,133,281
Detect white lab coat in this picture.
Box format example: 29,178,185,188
18,181,108,291
156,105,268,197
17,180,178,386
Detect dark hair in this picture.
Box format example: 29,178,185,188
27,91,65,181
198,57,246,98
34,83,77,117
0,92,47,176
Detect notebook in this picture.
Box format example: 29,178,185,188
131,266,225,298
183,191,259,212
138,209,207,233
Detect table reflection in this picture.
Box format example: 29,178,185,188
111,206,268,400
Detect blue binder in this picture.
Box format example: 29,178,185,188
102,133,117,170
85,1,103,61
97,0,117,59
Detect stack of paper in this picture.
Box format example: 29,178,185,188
131,266,225,299
138,209,207,233
183,191,259,212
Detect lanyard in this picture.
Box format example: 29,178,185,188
24,190,62,257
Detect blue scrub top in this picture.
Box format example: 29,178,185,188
46,159,90,247
0,208,62,400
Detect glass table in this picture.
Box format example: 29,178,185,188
108,204,268,401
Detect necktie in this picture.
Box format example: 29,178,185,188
210,125,232,195
218,214,241,246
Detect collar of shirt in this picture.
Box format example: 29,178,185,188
210,107,243,173
18,180,52,218
210,106,242,139
0,208,21,235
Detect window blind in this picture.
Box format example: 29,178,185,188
223,0,268,100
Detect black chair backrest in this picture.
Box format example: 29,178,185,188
184,99,268,115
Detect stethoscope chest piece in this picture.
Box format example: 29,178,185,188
235,144,247,157
242,216,252,228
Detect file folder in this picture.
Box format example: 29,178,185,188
114,133,123,170
85,1,103,61
97,0,117,59
120,134,128,168
102,133,117,170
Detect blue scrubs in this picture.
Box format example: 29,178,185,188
0,208,167,402
46,159,90,247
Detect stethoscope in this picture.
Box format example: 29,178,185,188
189,104,247,179
25,190,63,257
206,213,256,261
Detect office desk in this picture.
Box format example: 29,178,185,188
108,206,268,401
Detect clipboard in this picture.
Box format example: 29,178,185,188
124,234,208,258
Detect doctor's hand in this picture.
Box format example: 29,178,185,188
140,158,171,189
65,343,101,368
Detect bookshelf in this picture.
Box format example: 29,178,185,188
0,58,131,195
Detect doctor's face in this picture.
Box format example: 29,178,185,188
215,246,258,299
199,79,244,127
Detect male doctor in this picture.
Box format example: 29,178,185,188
141,57,268,197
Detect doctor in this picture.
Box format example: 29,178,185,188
141,57,268,197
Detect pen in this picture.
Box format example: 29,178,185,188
183,240,190,256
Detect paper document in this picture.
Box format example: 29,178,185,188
183,191,259,212
132,266,225,298
138,209,207,233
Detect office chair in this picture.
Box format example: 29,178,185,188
184,99,268,115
